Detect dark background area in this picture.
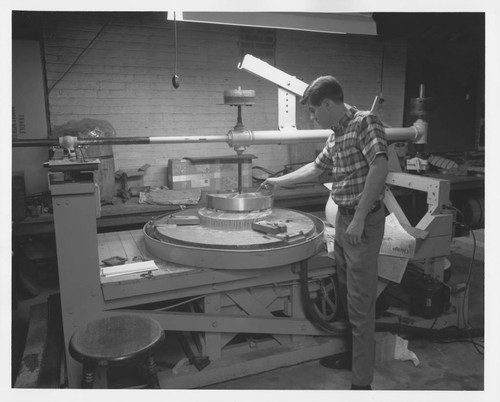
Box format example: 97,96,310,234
374,12,485,152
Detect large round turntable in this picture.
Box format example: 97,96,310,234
143,192,325,269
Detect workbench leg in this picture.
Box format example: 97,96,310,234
291,282,309,344
203,294,222,360
51,183,105,388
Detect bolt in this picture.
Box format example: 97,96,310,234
212,321,218,328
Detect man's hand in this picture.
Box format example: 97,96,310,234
257,177,280,193
345,216,365,245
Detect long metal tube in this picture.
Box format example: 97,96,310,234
12,135,229,147
13,138,60,147
12,125,423,149
148,135,228,144
385,127,419,142
226,129,331,149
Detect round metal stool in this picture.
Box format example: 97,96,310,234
69,315,165,389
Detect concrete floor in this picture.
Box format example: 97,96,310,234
12,250,486,394
203,252,485,391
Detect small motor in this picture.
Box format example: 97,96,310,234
410,276,451,319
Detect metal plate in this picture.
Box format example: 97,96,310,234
143,208,325,270
154,208,315,249
206,192,273,212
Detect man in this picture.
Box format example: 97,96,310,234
258,76,388,390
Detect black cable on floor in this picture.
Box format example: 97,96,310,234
445,204,483,355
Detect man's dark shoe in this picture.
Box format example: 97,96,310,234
319,351,352,370
351,384,372,390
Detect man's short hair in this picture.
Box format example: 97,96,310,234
300,76,344,106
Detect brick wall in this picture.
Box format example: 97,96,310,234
43,12,406,187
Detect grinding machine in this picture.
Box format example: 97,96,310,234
13,55,467,388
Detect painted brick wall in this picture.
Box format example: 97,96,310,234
43,12,406,187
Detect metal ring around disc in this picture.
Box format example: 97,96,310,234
143,208,325,270
206,192,273,212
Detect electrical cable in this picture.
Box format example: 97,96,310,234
252,166,287,184
154,295,205,311
48,17,112,94
171,12,180,88
442,203,483,354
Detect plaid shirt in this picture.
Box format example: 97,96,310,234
314,107,387,208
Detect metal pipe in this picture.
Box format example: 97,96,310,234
148,135,228,144
385,126,419,142
228,129,332,148
419,83,426,98
12,123,425,150
12,135,229,148
13,138,60,147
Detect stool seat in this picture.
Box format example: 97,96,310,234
69,315,165,388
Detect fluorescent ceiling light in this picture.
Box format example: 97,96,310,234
169,12,377,35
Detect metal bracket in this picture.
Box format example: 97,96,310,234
278,88,297,130
238,54,308,97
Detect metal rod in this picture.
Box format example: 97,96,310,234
148,135,228,144
419,83,425,98
12,125,423,149
12,135,229,148
237,154,242,194
12,139,60,147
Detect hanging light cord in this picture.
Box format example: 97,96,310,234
174,12,178,75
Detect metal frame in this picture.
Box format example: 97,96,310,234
378,172,468,331
384,172,454,281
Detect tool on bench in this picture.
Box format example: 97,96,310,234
114,164,150,200
252,220,287,234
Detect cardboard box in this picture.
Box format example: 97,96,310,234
167,155,255,191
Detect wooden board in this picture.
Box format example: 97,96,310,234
98,230,196,284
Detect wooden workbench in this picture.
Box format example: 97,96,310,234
12,184,330,237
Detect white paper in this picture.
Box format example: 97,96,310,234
101,260,159,278
380,213,416,258
377,255,410,284
394,336,420,366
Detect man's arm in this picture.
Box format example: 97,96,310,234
344,154,388,245
258,161,324,191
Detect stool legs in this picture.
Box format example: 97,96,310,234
82,363,96,389
145,355,160,389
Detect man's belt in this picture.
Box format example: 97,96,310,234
337,200,382,216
